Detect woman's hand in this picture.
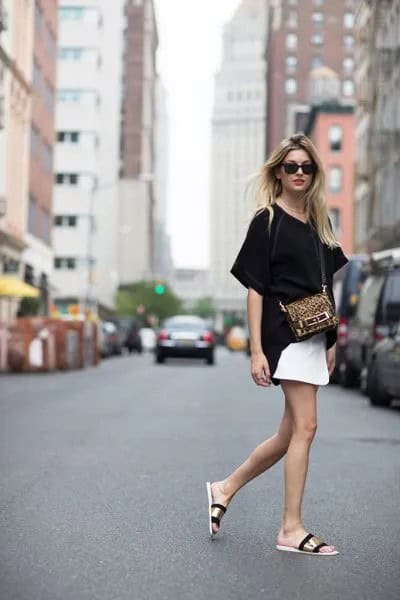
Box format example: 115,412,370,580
326,345,336,376
251,352,271,387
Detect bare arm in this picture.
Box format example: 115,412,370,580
247,288,271,386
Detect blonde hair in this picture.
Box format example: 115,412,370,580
253,133,339,248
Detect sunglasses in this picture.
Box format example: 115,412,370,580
281,162,316,175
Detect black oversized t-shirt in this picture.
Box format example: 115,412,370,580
230,205,348,385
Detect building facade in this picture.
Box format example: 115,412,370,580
266,0,356,154
153,77,173,282
0,0,33,319
209,0,267,314
23,0,58,315
354,0,400,251
305,102,355,255
118,0,158,286
53,0,124,314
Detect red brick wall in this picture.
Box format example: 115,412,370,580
120,0,145,177
266,0,354,154
28,0,58,245
311,111,355,255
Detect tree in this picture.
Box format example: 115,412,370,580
191,296,216,319
116,280,182,323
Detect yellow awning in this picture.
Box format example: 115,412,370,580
0,276,40,298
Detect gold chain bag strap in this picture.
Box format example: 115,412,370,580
277,228,338,341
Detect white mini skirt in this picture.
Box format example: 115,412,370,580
273,333,329,385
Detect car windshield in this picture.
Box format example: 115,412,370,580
163,317,206,331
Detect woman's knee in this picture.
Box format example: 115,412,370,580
292,418,317,442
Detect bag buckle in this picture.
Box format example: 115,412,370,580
304,311,329,326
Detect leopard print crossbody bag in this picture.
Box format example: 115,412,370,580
270,215,338,341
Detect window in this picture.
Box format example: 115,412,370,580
57,131,80,143
59,7,85,20
328,208,341,237
312,12,324,24
286,11,298,28
286,56,298,72
54,215,78,227
57,90,98,105
329,167,342,193
285,78,297,95
344,12,354,29
54,257,76,270
343,80,354,96
311,33,324,45
313,0,324,5
58,90,81,102
55,173,79,185
344,35,354,49
59,47,83,60
343,57,354,73
328,125,343,151
311,55,324,69
286,33,297,50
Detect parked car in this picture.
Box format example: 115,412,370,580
100,321,123,357
364,322,400,407
339,248,400,389
226,325,247,352
331,255,369,385
155,315,215,365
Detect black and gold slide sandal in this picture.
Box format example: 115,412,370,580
206,481,227,538
276,533,339,556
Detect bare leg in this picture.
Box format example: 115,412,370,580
211,400,292,533
276,380,335,553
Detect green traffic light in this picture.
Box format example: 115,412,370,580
154,284,165,295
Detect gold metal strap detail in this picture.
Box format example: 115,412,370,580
303,535,324,553
210,507,225,521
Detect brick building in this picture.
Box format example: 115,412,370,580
24,0,58,313
266,0,356,154
305,102,355,255
118,0,159,285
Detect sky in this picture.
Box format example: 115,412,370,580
154,0,242,270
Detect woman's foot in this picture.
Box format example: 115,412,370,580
277,526,337,554
209,481,233,534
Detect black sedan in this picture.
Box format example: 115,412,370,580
155,315,215,365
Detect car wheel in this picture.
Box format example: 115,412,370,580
368,360,391,407
206,353,215,365
155,352,165,364
338,361,358,388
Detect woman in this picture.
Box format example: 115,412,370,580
206,133,348,556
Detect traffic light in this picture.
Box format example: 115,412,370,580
154,282,165,295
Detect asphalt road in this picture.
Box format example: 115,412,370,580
1,349,399,600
